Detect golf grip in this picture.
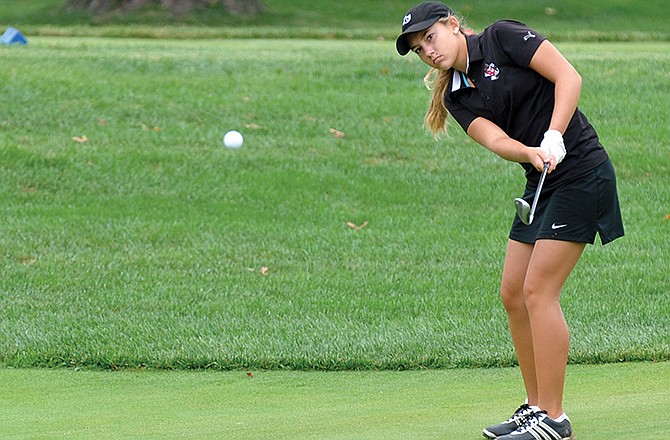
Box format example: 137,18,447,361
529,162,550,218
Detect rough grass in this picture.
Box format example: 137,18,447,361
0,38,668,370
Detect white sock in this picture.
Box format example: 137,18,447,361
552,413,569,422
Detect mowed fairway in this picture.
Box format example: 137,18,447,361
0,36,668,438
1,362,668,439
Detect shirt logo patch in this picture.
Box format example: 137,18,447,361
484,63,500,80
403,14,412,26
524,31,536,41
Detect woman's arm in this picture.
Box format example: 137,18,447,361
466,40,582,172
529,40,583,135
466,116,548,171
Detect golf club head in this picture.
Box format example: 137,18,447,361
514,197,531,225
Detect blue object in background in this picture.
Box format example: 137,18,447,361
1,27,28,45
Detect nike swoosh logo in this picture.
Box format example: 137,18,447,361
551,223,568,230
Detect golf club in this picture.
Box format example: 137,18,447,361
514,162,549,225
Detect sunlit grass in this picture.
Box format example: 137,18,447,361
0,38,668,370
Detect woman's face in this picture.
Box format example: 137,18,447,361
407,19,464,71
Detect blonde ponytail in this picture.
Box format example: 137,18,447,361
420,15,470,138
423,67,453,138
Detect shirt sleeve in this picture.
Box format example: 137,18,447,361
488,20,546,68
445,94,479,133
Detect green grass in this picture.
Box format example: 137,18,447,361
1,0,669,40
1,362,668,439
0,37,668,371
1,5,667,438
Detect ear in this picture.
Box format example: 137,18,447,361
448,16,461,34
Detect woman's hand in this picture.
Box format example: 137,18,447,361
529,147,555,172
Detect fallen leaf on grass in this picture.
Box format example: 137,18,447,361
72,135,88,143
17,255,37,266
247,372,254,378
246,266,270,276
141,124,161,131
245,123,264,130
329,128,345,138
346,221,369,231
664,214,670,221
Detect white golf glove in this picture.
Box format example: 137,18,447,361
540,130,566,164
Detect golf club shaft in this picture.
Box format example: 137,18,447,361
529,162,550,222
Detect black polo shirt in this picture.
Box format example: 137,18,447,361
445,20,609,189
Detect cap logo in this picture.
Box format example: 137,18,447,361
402,14,412,26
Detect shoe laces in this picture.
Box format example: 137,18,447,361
507,404,533,424
516,410,547,433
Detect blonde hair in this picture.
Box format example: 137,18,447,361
421,16,469,138
423,67,452,138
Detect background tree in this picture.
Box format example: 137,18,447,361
64,0,265,16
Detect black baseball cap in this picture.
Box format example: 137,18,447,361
396,2,454,55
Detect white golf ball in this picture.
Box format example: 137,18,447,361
223,130,243,149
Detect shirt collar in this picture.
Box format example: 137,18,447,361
465,33,484,65
448,33,483,94
451,70,468,92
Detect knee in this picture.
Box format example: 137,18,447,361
501,277,549,314
500,281,525,314
521,278,554,312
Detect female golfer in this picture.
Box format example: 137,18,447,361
396,2,624,439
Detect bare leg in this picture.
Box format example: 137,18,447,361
500,240,537,405
524,239,585,419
